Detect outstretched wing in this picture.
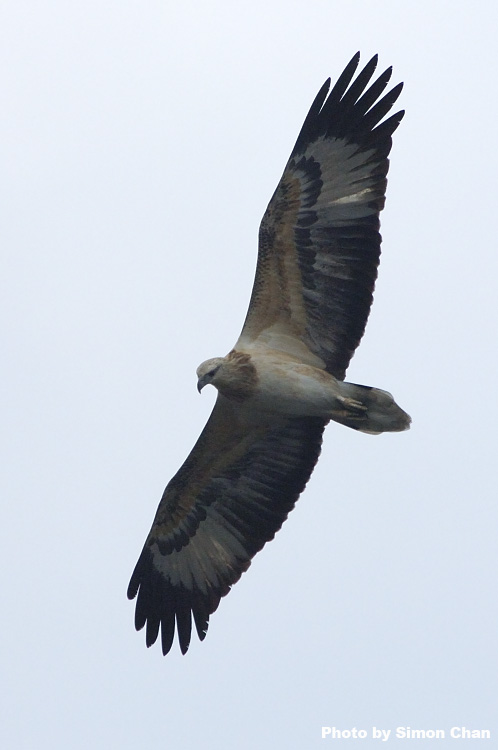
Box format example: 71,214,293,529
128,395,325,655
237,53,404,380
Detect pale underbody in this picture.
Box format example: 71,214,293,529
197,349,411,434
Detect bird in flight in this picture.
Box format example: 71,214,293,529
128,52,410,655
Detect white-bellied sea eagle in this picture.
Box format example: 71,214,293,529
128,53,410,655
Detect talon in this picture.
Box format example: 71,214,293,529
339,396,367,413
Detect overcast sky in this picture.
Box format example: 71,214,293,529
2,1,497,748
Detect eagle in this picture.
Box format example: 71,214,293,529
128,52,410,655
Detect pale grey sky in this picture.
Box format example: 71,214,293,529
2,1,497,748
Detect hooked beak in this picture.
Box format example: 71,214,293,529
197,375,208,393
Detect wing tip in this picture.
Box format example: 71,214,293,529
291,52,404,157
350,50,361,67
127,546,220,656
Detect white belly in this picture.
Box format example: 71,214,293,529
246,359,343,417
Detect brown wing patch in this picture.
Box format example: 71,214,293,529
149,398,257,539
243,170,307,340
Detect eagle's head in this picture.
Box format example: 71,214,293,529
196,357,225,393
196,352,257,401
